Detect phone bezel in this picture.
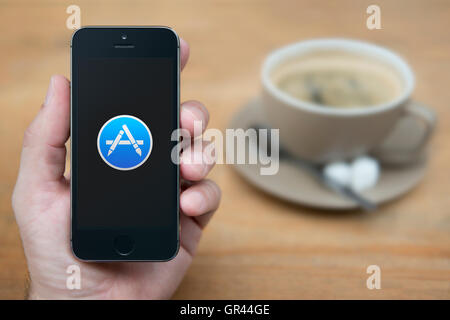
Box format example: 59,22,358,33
70,26,180,262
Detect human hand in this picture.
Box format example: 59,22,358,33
12,39,221,299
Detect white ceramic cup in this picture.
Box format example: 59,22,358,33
261,38,435,164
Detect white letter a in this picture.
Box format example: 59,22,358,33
66,265,81,290
66,5,81,30
366,5,381,30
366,265,381,289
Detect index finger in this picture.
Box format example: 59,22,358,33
180,38,190,71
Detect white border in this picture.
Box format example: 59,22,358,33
97,114,153,171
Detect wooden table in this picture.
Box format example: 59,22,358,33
1,0,449,299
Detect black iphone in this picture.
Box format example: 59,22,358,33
71,27,180,261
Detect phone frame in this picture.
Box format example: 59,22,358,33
70,26,180,262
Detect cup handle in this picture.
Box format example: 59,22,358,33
373,101,436,165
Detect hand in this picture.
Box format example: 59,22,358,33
12,39,221,299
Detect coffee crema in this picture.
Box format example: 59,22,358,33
271,50,404,108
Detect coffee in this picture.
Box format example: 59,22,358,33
271,50,404,108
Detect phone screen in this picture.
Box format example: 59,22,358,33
76,57,176,227
71,28,179,260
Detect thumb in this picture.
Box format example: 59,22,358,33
18,75,70,184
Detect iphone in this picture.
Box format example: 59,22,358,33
71,27,180,261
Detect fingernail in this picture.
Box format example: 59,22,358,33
185,105,206,131
189,191,206,213
44,76,55,106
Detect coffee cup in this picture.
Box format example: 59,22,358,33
261,38,435,164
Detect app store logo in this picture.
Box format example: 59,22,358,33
97,115,153,170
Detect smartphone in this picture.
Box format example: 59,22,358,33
71,27,180,261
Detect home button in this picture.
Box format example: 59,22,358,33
113,235,135,256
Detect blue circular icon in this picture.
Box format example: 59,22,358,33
97,115,153,170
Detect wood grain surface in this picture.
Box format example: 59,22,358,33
0,0,449,299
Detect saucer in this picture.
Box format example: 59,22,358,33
229,98,428,210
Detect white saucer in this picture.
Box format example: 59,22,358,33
229,98,428,210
